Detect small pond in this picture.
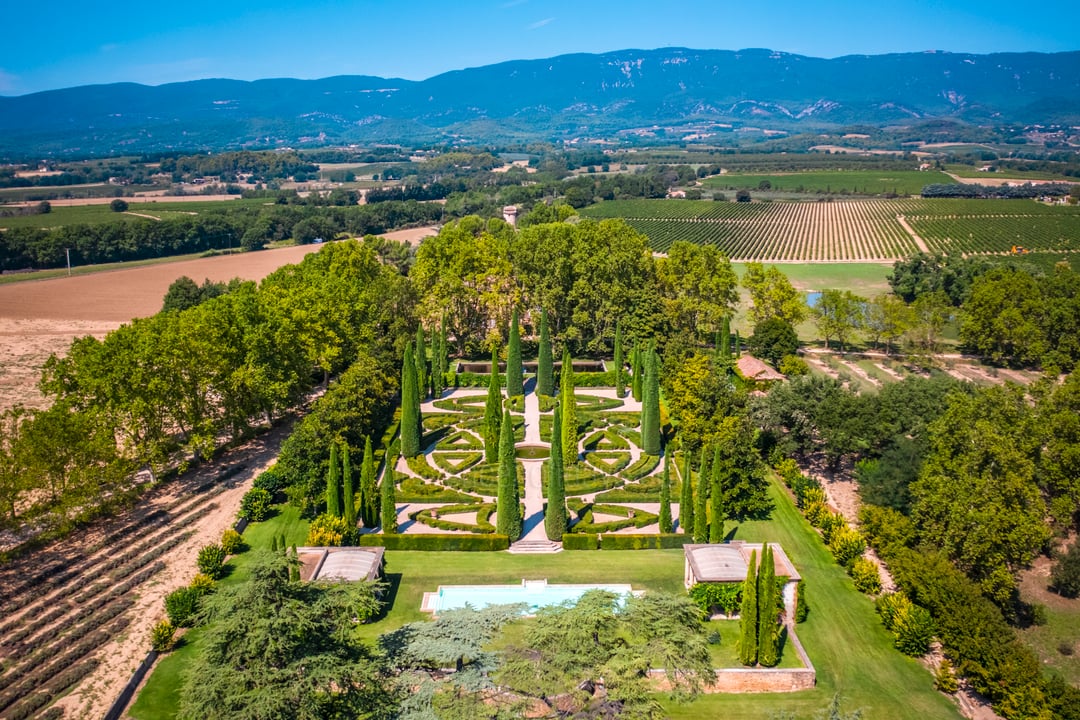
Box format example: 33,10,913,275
515,444,550,460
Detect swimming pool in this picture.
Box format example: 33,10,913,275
421,579,635,614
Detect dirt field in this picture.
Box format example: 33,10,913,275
8,194,242,208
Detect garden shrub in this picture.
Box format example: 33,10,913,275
151,620,176,652
819,511,847,545
190,573,216,595
802,488,829,525
406,455,443,481
934,658,959,693
220,528,243,555
537,394,558,412
196,544,227,579
561,533,600,550
164,586,202,627
849,557,882,594
253,466,288,495
893,603,935,656
358,533,509,551
795,580,809,623
689,582,742,616
306,513,355,546
238,487,272,521
828,525,866,565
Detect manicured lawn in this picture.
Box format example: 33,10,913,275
660,477,962,720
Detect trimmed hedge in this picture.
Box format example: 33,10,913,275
405,455,444,481
358,533,509,551
397,476,478,503
600,533,693,550
409,503,496,533
583,429,630,450
562,533,600,550
431,451,483,474
620,454,660,481
570,503,658,534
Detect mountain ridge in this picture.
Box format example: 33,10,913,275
2,47,1078,155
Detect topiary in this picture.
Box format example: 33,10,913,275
197,544,227,579
151,620,176,653
164,586,202,627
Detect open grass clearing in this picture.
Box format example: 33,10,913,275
1017,555,1080,687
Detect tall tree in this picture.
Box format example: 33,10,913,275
719,315,731,365
613,320,625,398
545,405,568,541
483,346,502,464
415,325,428,400
536,308,554,396
641,344,662,456
400,343,421,458
709,443,725,544
434,315,448,398
506,309,523,396
380,458,398,533
713,416,773,521
360,436,376,528
757,544,779,667
812,289,866,351
496,409,521,539
739,549,759,666
560,349,579,466
659,457,674,533
326,442,341,518
742,262,808,327
341,442,355,527
679,452,694,534
693,446,710,544
631,343,643,402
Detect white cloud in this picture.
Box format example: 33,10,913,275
528,17,554,30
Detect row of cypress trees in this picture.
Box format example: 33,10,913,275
324,437,380,527
738,545,781,667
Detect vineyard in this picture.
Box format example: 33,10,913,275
580,199,1080,261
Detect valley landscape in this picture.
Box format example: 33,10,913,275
1,5,1079,719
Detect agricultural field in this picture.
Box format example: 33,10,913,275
580,198,1080,261
700,169,956,196
0,197,262,230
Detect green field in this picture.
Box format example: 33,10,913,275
0,198,266,230
944,164,1079,182
0,184,163,202
701,170,956,196
580,198,1080,261
131,476,960,720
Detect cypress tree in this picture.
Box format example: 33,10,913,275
415,325,428,400
545,404,567,541
758,544,779,667
560,350,578,466
437,315,449,395
326,442,341,518
536,308,553,396
496,409,521,539
484,346,502,463
401,343,421,458
679,452,694,534
271,534,279,552
506,309,523,397
720,315,731,364
641,345,662,456
614,320,625,398
694,446,710,543
380,458,398,533
709,443,725,544
659,457,673,533
631,343,643,402
739,549,759,666
360,436,376,527
432,322,444,400
342,442,355,527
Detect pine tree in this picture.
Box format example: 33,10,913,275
659,456,673,533
694,446,710,543
506,309,523,397
641,344,661,455
536,308,553,396
326,442,341,518
709,443,725,543
496,409,521,539
380,459,398,533
415,325,428,400
342,442,355,527
360,436,376,527
679,452,694,534
401,343,421,458
757,544,779,667
614,320,625,398
739,549,759,666
545,404,567,541
631,343,643,402
560,350,578,466
484,346,502,464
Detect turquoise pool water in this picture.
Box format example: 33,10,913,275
428,580,634,614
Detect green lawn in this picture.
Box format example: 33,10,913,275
661,478,962,720
131,482,961,720
701,170,955,196
1017,564,1080,686
0,198,264,229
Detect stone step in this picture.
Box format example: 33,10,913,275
507,538,563,554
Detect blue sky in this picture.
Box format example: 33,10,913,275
0,0,1074,95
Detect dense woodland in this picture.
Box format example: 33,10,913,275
1,203,1079,717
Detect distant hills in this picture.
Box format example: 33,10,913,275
2,48,1079,156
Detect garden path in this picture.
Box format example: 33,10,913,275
518,382,548,541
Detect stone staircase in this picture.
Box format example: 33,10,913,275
508,538,563,554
